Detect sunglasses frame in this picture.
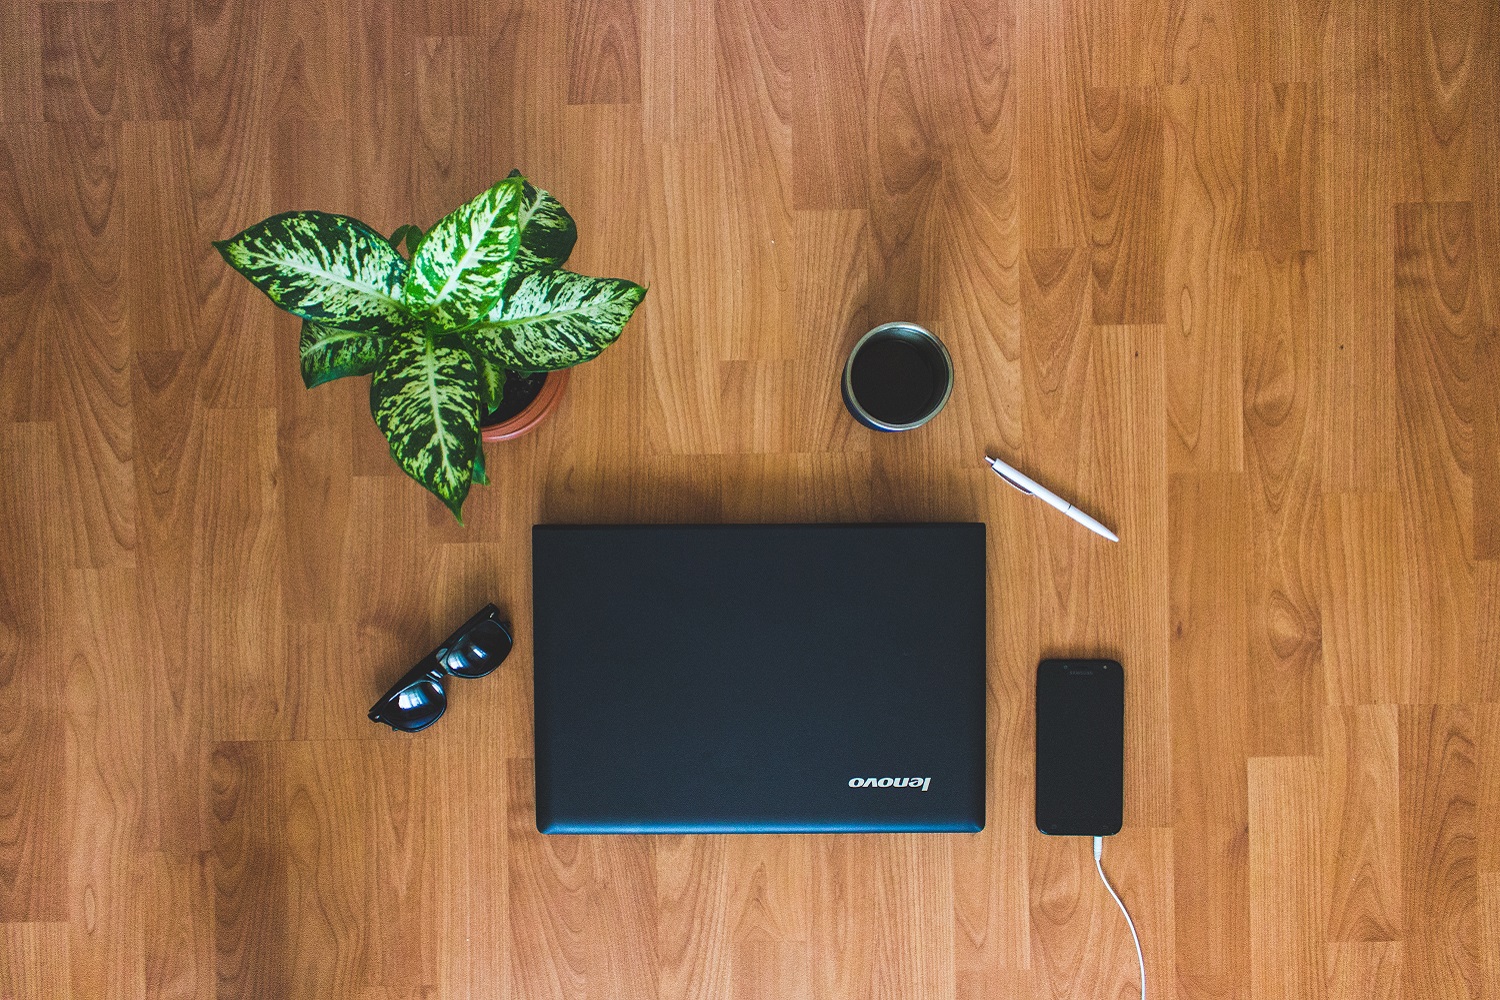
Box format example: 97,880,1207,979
368,604,514,733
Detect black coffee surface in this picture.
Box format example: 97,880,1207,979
850,337,937,425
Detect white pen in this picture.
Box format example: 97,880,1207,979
983,455,1119,542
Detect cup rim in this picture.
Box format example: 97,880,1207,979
841,322,955,431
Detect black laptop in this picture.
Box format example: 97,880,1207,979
531,523,987,834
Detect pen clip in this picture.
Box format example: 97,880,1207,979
992,469,1033,495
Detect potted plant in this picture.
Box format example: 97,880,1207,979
214,171,645,520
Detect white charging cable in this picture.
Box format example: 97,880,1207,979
1093,836,1146,999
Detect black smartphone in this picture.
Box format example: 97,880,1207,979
1035,658,1124,836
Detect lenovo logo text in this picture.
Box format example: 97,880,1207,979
848,776,932,791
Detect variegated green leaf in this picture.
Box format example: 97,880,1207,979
405,177,524,327
388,224,423,257
299,320,391,388
369,333,481,520
462,270,646,371
475,352,505,413
214,212,409,333
507,170,577,272
472,444,489,486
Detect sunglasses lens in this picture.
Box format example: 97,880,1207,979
373,678,447,731
442,620,513,678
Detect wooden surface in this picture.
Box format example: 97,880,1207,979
1,0,1497,997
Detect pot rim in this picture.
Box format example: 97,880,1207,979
480,368,571,442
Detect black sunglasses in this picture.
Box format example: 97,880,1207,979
368,604,514,732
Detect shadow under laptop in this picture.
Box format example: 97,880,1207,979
539,452,990,525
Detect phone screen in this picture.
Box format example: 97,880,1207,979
1035,659,1124,836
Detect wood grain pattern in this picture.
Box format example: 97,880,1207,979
1481,704,1500,877
209,740,286,998
1084,86,1164,324
1400,706,1482,1000
1394,201,1481,704
1477,323,1500,559
1320,79,1413,492
1249,756,1326,1000
42,120,136,569
790,0,865,209
1327,941,1403,1000
132,343,210,855
1324,706,1401,942
1,922,73,1000
1476,8,1500,567
3,0,1498,996
638,0,713,146
930,0,1021,456
1320,491,1414,705
1242,249,1324,755
712,0,794,369
1163,83,1244,473
1,3,46,123
1086,0,1167,87
1483,883,1500,1000
0,423,72,923
789,209,871,454
62,567,146,997
1396,0,1488,203
1015,0,1086,249
41,4,122,123
566,0,641,106
0,130,52,422
1244,82,1317,259
1170,472,1252,1000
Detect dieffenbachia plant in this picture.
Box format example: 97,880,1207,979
214,171,645,520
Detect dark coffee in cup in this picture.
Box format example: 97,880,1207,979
841,323,953,431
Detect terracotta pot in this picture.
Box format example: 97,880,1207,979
480,369,570,442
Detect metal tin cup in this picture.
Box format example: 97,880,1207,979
841,322,954,432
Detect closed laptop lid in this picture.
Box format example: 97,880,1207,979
532,523,987,834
